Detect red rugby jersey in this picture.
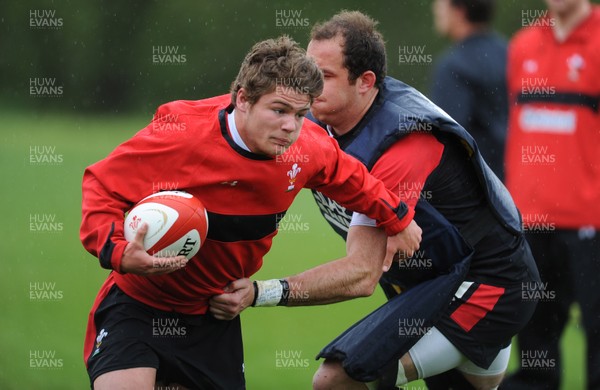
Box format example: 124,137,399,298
505,7,600,229
80,94,414,314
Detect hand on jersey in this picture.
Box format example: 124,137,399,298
209,278,255,320
383,219,422,272
120,223,188,275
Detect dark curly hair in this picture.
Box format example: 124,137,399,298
310,11,387,89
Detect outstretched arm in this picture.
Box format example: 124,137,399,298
208,225,388,320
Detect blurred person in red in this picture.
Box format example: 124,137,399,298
502,0,600,388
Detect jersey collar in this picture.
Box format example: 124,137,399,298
219,106,272,161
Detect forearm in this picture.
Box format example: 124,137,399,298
284,256,381,306
254,226,387,307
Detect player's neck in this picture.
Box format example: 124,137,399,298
331,88,379,137
450,22,488,42
551,2,592,42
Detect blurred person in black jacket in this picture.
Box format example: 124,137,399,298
430,0,508,181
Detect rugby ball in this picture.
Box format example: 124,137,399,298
124,191,209,259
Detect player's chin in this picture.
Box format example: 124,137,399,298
270,141,292,155
310,104,331,122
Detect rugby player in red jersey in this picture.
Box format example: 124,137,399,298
81,36,421,389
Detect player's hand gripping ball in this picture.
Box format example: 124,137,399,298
124,191,209,259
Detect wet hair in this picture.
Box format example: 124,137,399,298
230,35,323,106
310,10,387,89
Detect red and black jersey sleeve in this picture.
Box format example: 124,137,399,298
302,123,416,234
80,100,208,273
369,133,444,209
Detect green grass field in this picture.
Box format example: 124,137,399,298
0,111,586,389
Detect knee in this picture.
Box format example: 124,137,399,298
462,371,505,390
312,360,348,390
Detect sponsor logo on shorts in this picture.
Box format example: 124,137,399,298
91,328,108,358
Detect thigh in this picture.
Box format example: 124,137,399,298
407,326,466,379
457,344,511,376
408,328,509,388
86,285,246,390
155,313,246,390
94,367,156,390
86,286,161,386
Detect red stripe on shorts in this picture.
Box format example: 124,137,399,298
83,274,116,367
450,284,505,332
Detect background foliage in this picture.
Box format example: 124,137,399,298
2,0,557,114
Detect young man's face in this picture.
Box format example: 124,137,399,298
306,36,361,130
236,88,310,156
432,0,453,36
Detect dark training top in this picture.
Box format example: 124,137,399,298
431,32,508,180
311,77,529,286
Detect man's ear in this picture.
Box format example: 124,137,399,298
357,71,377,94
236,88,250,113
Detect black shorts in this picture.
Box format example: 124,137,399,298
318,237,539,381
436,237,539,368
85,284,245,389
436,278,537,368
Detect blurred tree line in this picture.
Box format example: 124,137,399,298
1,0,550,116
